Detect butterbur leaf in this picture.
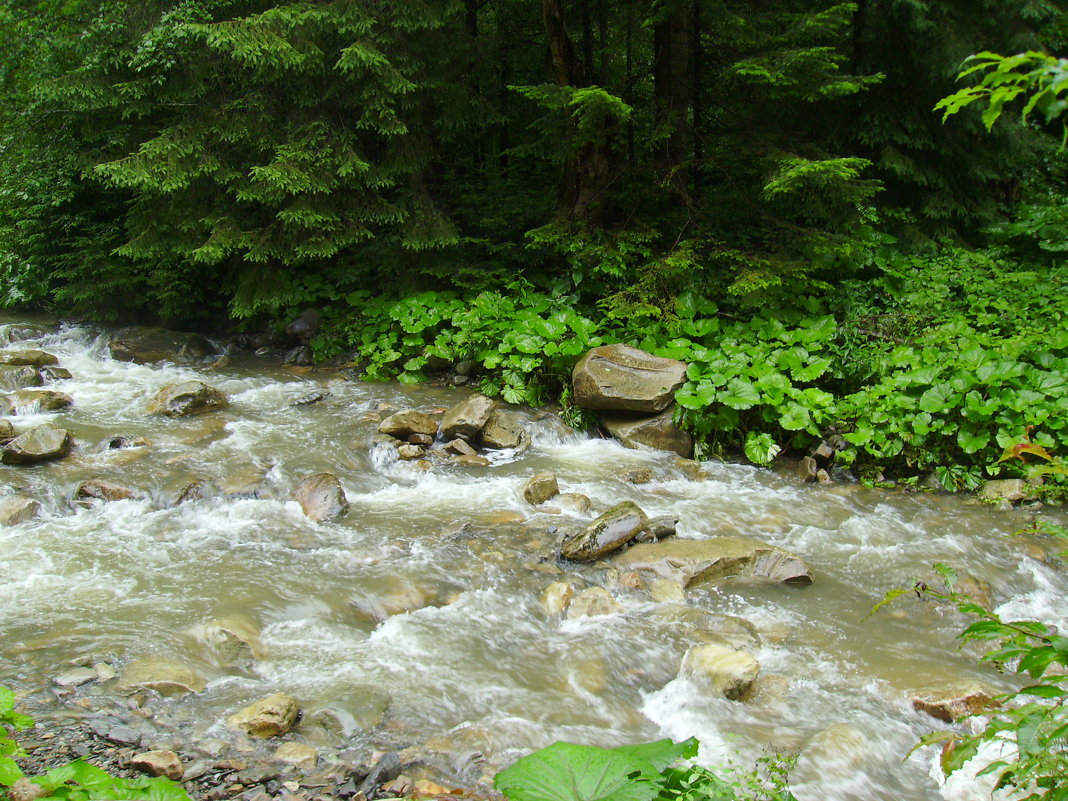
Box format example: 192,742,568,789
1017,684,1067,699
0,754,24,784
744,431,781,466
495,742,661,801
612,738,698,774
719,378,760,410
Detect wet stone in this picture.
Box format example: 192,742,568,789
293,473,349,523
0,497,40,526
291,390,329,407
147,381,228,417
1,427,73,464
75,480,135,503
227,693,301,738
131,749,185,780
0,350,58,367
522,471,559,506
560,501,648,561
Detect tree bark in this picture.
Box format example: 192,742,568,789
653,0,691,188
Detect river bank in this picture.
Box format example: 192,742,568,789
1,316,1066,801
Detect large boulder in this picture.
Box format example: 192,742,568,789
227,693,301,738
572,345,687,413
148,381,228,417
7,390,73,413
0,350,58,367
0,323,54,343
293,473,349,522
601,408,692,458
613,536,812,586
440,394,495,440
0,365,43,391
978,479,1028,503
481,410,527,450
679,642,760,700
1,427,72,464
109,327,216,364
0,497,40,525
379,411,438,439
561,501,648,561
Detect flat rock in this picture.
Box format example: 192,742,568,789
0,497,40,525
601,408,692,457
680,642,760,700
109,327,216,364
0,350,58,367
440,394,495,441
979,479,1027,503
561,501,648,561
523,471,559,506
293,473,349,522
572,345,687,413
148,381,228,417
444,438,477,457
54,667,98,687
227,693,301,738
1,427,72,464
8,389,73,412
379,411,438,438
613,536,812,586
118,658,206,696
273,742,318,771
131,750,185,780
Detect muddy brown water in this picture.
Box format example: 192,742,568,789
0,317,1063,800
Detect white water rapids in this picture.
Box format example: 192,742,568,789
0,317,1065,800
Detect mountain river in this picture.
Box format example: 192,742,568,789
0,317,1065,801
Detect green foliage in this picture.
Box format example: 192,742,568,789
494,738,796,801
1,687,190,801
877,569,1068,800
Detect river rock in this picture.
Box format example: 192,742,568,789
0,420,12,442
911,682,994,722
0,350,58,367
639,515,678,542
8,778,48,801
41,366,72,381
649,579,686,602
680,642,760,700
0,365,42,391
189,614,263,663
227,693,301,738
119,658,206,696
979,479,1027,503
379,411,438,439
560,501,649,561
286,309,321,344
572,345,687,413
148,381,228,417
293,473,349,522
481,410,526,449
614,536,812,586
131,750,185,781
0,323,52,343
523,471,559,506
53,667,98,687
565,587,623,619
75,480,134,503
541,581,575,616
397,443,425,460
440,394,495,440
8,389,73,412
273,742,318,771
109,327,215,364
602,409,693,457
556,492,592,515
444,438,477,457
1,427,73,464
0,497,40,525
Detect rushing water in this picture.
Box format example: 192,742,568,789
0,317,1064,801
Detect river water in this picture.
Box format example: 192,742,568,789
0,318,1064,800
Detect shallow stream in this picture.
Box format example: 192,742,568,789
0,317,1064,801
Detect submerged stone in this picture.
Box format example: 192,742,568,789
614,536,812,586
227,693,301,738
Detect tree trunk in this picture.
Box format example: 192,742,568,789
653,0,691,189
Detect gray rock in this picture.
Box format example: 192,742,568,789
286,309,321,344
109,327,216,364
0,323,53,343
227,693,301,738
602,408,693,457
147,381,228,417
572,345,687,413
41,366,72,381
1,427,73,464
522,471,559,506
0,497,40,525
440,394,495,441
87,718,142,746
560,501,648,561
290,390,328,407
0,350,58,367
444,438,477,457
639,515,678,542
293,473,349,522
54,668,98,687
378,411,438,439
273,743,318,771
613,536,812,586
480,410,527,450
